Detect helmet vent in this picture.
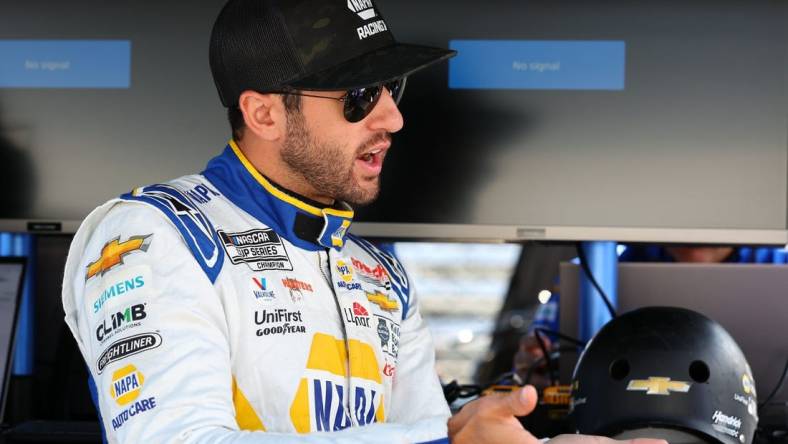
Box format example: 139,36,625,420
609,359,630,381
689,360,710,383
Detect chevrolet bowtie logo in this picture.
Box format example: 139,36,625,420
366,291,399,312
86,235,152,281
627,377,691,396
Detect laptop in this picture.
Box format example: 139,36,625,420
0,258,26,429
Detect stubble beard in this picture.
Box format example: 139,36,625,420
281,109,381,206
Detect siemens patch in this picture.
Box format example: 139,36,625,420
91,270,148,314
218,228,293,271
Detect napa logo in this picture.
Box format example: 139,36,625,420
290,333,384,433
347,0,376,20
337,280,361,291
110,364,144,406
184,183,220,205
336,260,353,283
310,379,380,431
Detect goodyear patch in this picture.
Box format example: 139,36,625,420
254,309,306,336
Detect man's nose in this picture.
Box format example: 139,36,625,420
365,87,404,133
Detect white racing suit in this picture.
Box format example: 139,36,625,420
62,140,451,443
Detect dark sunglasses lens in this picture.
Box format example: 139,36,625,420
343,78,407,123
344,86,382,122
386,77,407,104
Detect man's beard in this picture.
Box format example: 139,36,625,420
281,109,382,206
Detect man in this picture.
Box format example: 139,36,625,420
62,0,669,443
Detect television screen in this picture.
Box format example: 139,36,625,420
1,0,786,243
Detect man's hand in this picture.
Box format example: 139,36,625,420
448,385,539,443
447,386,670,444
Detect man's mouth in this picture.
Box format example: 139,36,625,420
360,148,384,163
356,143,388,177
356,137,390,176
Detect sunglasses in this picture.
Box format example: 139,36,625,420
274,77,407,123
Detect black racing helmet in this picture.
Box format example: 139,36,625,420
571,306,758,444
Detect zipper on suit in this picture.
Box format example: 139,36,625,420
317,249,356,427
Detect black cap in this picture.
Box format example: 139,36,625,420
209,0,457,107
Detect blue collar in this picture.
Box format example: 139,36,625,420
202,141,354,252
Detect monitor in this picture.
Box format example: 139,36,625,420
0,258,26,424
1,0,787,244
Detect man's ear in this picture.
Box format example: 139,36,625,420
238,90,286,141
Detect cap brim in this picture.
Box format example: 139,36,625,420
287,43,456,91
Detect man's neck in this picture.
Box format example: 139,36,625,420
235,138,334,206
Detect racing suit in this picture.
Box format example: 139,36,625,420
62,140,451,443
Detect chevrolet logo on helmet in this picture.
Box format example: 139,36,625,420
626,377,691,396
